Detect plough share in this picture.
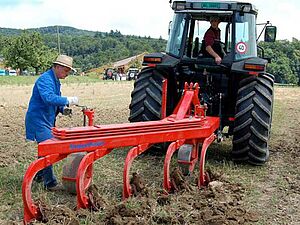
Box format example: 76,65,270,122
22,82,220,224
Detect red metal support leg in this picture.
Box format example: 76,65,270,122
76,148,112,209
22,154,67,225
198,133,216,187
189,142,200,173
163,139,185,192
161,79,168,119
123,144,150,200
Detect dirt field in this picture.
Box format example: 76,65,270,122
0,81,299,224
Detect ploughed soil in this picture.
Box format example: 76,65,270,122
0,82,299,225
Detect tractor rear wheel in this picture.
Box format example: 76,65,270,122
232,73,274,165
129,68,167,154
129,68,164,122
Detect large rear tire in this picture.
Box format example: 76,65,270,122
232,73,274,165
129,68,164,122
129,68,167,154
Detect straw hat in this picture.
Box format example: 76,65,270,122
53,55,76,71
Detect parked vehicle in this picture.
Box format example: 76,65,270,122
0,69,5,76
126,68,139,80
9,70,17,76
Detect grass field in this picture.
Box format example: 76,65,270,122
0,76,299,224
0,73,103,86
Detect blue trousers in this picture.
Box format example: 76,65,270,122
27,126,58,188
35,135,58,188
35,163,58,188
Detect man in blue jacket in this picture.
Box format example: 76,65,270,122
25,54,79,191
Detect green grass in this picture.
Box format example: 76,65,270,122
0,165,26,220
0,73,107,86
0,76,38,85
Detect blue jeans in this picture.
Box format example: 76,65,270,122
29,128,58,188
35,164,58,188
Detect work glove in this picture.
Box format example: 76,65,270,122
62,107,72,116
67,96,79,106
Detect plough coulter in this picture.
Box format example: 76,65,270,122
22,83,220,224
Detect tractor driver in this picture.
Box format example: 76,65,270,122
25,54,79,191
201,16,225,65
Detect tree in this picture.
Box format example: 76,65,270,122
130,58,142,69
3,31,56,74
267,56,297,84
261,40,300,84
28,32,57,74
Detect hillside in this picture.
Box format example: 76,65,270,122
0,26,99,36
0,26,167,72
0,27,21,36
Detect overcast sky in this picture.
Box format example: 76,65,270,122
0,0,299,40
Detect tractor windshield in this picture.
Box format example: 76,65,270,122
166,13,186,57
234,13,257,60
166,11,258,61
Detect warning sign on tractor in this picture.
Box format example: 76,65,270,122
236,42,247,54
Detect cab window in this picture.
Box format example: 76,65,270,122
235,13,257,60
166,13,186,57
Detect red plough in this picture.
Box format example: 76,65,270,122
22,83,220,224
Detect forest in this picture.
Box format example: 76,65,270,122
0,26,299,84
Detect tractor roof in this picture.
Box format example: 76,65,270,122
172,0,258,14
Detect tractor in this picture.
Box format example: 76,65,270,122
127,67,140,80
129,0,277,165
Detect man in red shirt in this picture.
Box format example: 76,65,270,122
202,16,224,64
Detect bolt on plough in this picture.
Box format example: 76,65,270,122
22,82,220,224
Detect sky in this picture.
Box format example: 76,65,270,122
0,0,299,41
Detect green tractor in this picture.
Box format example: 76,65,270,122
129,0,277,165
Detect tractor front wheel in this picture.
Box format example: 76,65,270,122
232,73,274,165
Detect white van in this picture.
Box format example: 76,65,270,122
9,70,17,76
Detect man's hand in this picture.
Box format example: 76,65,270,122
206,46,222,65
62,107,72,116
67,96,79,106
214,56,222,65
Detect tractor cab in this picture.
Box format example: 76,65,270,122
166,1,276,69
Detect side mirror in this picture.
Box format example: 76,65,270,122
264,26,277,42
